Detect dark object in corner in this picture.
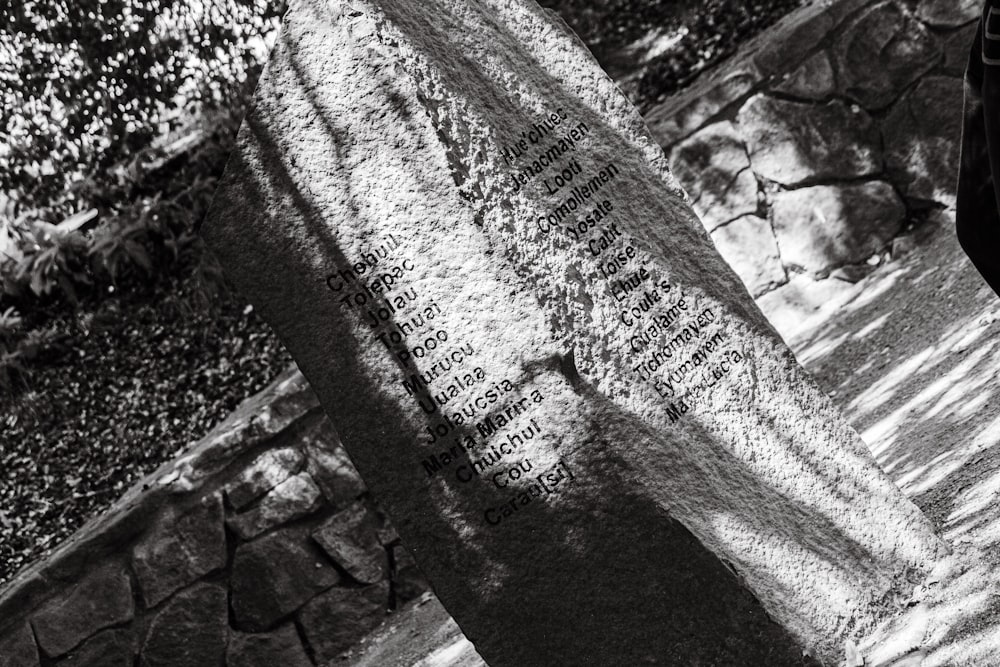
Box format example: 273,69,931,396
957,0,1000,297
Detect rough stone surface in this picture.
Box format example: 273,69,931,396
231,524,340,631
883,76,964,207
773,50,835,101
227,470,323,540
0,621,39,667
738,95,881,186
226,624,312,667
942,23,978,77
645,63,761,146
202,0,947,663
771,181,906,276
141,583,227,667
225,446,305,509
312,501,389,584
391,545,430,603
60,629,133,667
668,121,759,231
30,561,133,657
711,215,787,297
300,417,366,507
298,581,390,663
915,0,979,27
341,593,485,667
833,1,940,109
132,492,226,607
752,6,834,76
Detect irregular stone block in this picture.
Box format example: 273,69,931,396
391,545,430,603
668,122,759,231
225,446,306,510
60,629,133,667
753,8,834,77
312,501,389,584
132,492,226,608
31,561,133,657
772,50,835,101
226,624,312,667
915,0,979,27
0,621,39,667
301,418,366,507
376,520,400,546
822,0,880,31
297,581,390,663
883,76,963,207
140,583,227,667
738,95,880,186
833,1,941,109
771,181,905,276
710,215,787,297
755,273,862,337
645,64,762,146
231,524,341,631
227,471,323,540
942,23,978,77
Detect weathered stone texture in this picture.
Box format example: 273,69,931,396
225,446,305,510
645,64,761,146
391,545,430,603
773,51,835,101
883,76,964,207
298,581,390,663
738,96,880,186
301,418,366,507
942,23,978,77
140,583,227,667
312,501,389,584
227,471,323,540
0,621,39,667
231,525,341,631
226,625,312,667
753,8,834,76
30,561,134,657
60,629,133,667
915,0,979,27
197,0,949,662
771,181,906,275
833,1,940,109
711,215,787,297
668,122,759,231
132,492,226,607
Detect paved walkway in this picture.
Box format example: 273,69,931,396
763,212,1000,666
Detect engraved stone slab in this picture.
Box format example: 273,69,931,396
203,0,947,662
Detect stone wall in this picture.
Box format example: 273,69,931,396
0,366,428,667
649,0,976,299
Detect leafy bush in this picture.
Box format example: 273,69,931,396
3,0,284,212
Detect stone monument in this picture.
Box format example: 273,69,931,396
203,0,949,663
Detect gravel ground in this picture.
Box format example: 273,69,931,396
0,275,290,582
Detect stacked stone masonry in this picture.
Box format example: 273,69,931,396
0,367,429,667
0,0,980,664
652,0,976,297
